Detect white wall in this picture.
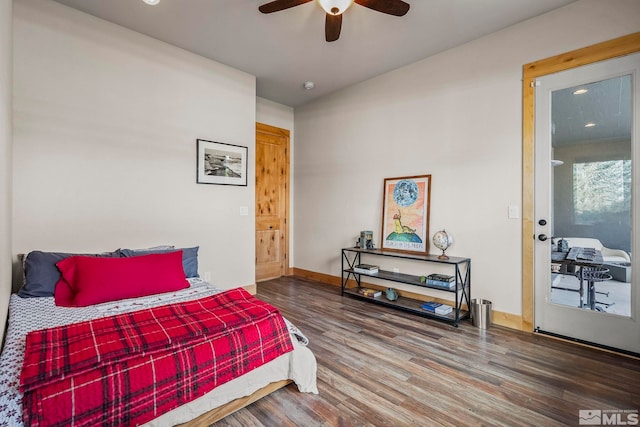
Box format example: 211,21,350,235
256,96,295,268
256,97,294,132
13,0,257,289
293,0,640,317
0,0,13,344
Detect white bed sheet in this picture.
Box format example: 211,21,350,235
0,278,318,427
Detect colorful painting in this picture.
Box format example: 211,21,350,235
381,175,431,254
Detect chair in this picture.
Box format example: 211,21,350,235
581,266,614,311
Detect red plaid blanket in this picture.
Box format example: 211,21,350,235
20,288,293,427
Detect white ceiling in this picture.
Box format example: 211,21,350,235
552,76,632,146
50,0,579,107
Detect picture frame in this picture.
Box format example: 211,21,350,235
196,139,248,186
381,175,431,255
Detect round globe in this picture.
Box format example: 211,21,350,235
432,230,453,260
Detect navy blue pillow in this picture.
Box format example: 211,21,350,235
18,250,119,298
117,246,199,278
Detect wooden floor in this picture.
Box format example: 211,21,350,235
212,276,640,426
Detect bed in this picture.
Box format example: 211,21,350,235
0,248,318,426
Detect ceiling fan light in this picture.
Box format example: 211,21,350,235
315,0,354,15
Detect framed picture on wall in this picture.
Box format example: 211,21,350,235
381,174,431,255
196,139,248,186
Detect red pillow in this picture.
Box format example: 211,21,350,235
54,251,189,307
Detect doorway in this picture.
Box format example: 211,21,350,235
255,122,290,282
522,33,640,354
533,53,638,353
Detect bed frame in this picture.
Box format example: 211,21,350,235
179,379,292,426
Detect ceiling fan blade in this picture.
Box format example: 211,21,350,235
325,13,342,42
353,0,410,16
259,0,313,14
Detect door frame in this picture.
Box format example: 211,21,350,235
522,32,640,332
255,122,291,279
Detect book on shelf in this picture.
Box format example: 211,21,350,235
425,279,456,289
357,287,382,298
421,301,453,315
353,264,379,274
427,273,455,282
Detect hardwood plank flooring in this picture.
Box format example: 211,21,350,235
212,276,640,426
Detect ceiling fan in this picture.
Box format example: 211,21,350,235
259,0,410,42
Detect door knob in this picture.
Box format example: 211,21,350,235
538,234,548,241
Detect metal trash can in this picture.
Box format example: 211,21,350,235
470,298,492,329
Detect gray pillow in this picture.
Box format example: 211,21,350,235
18,250,119,298
117,246,199,278
116,245,175,252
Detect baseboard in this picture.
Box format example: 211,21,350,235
291,268,525,331
292,268,341,286
492,310,523,330
243,283,257,295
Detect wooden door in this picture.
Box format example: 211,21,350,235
255,123,290,282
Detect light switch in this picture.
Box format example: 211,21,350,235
508,205,520,219
240,206,249,216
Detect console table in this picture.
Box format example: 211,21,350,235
341,248,471,326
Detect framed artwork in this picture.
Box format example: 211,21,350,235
197,139,248,186
381,175,431,255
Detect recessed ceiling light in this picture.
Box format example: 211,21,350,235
303,81,315,90
143,0,160,5
585,122,596,128
573,88,588,95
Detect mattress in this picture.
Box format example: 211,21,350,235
0,278,318,426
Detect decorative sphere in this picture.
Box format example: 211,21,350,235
432,230,453,252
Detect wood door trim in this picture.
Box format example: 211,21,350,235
256,122,290,278
257,122,290,138
521,32,640,332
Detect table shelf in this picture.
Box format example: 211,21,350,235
341,248,471,326
344,268,459,292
